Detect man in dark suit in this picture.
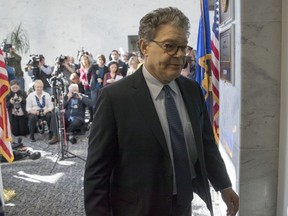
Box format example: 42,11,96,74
84,7,239,216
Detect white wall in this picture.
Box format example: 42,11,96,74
0,0,201,66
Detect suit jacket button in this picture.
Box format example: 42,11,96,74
167,195,172,201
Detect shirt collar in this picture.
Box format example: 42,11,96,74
142,65,179,99
33,91,45,98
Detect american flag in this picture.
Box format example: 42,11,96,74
196,0,212,117
0,49,14,163
211,0,220,144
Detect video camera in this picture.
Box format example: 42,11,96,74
53,54,67,75
0,40,12,53
72,93,78,99
55,54,67,65
50,54,67,89
25,54,43,77
50,75,65,89
13,97,21,110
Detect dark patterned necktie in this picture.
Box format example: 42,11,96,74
163,85,193,206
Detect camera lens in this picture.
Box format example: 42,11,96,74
14,103,21,109
72,93,78,98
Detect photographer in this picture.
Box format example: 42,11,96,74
26,55,53,94
48,84,92,144
26,80,54,142
6,80,29,136
1,42,25,90
6,48,25,90
53,55,75,80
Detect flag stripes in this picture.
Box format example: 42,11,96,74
0,49,14,163
211,0,220,144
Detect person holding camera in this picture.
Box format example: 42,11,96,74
26,80,53,142
26,55,53,95
6,80,29,136
53,55,75,81
1,43,25,90
7,48,25,90
48,83,92,144
38,55,53,94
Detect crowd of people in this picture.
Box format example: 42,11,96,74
3,43,196,145
3,46,149,145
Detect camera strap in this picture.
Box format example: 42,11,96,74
35,95,46,109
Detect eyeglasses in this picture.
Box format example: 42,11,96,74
150,40,188,56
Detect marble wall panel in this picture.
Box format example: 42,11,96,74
240,21,281,150
241,0,281,22
239,149,278,216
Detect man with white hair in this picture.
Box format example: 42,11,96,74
26,79,53,142
48,83,92,144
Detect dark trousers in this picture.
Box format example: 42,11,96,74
50,111,84,136
28,112,51,137
172,195,192,216
10,114,29,136
84,88,93,122
91,89,98,114
50,110,61,135
65,118,84,133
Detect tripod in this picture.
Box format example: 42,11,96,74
50,78,86,173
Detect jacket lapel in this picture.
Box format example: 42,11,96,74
131,70,170,158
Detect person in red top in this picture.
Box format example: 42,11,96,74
79,54,92,96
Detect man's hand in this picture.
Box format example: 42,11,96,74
30,110,39,115
67,92,73,99
74,92,82,100
43,108,49,115
221,188,239,216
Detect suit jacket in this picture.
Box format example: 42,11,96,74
84,66,231,216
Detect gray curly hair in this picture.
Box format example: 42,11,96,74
138,7,190,42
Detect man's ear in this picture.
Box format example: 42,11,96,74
138,39,149,57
